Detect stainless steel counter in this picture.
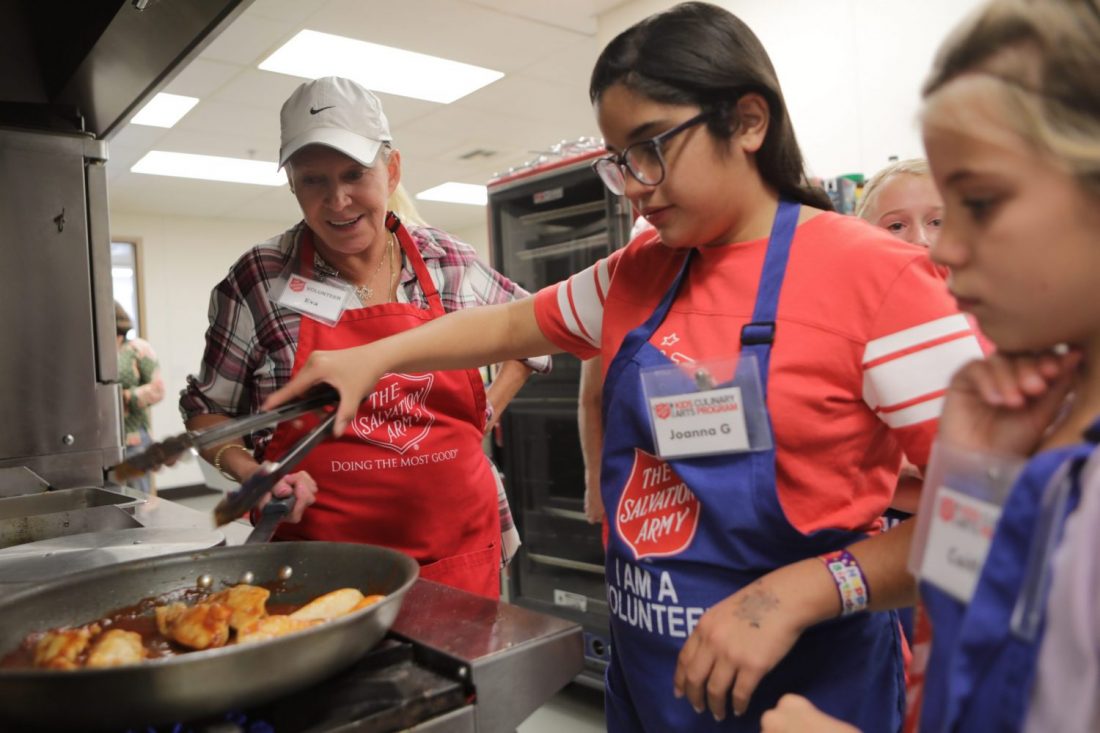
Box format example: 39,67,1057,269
0,485,252,588
0,482,587,729
131,490,253,544
392,579,585,732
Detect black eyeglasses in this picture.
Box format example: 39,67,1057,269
592,112,710,195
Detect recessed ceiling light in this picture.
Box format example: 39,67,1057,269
130,93,199,128
259,30,503,104
131,151,285,186
416,182,487,206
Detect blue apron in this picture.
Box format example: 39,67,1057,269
918,419,1099,732
600,200,906,732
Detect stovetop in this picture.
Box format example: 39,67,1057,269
123,637,468,733
1,580,582,733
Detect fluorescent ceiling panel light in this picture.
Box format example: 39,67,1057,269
130,93,199,128
132,151,285,186
416,182,487,206
259,30,503,104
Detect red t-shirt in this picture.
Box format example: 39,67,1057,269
535,212,984,534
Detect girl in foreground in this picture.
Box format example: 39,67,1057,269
265,3,982,730
763,0,1100,730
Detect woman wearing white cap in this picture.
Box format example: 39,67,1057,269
180,76,546,598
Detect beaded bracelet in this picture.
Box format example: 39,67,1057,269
213,443,251,482
820,549,870,616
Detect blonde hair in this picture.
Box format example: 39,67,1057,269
387,182,428,227
855,158,931,221
922,0,1100,197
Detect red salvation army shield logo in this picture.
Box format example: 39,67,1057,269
348,373,435,455
939,494,956,522
288,276,306,292
616,449,700,560
654,402,672,420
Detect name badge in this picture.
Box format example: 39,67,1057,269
648,387,751,459
274,274,350,324
919,485,1001,602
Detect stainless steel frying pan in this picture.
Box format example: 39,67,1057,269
0,541,418,731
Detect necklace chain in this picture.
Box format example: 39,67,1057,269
353,232,396,304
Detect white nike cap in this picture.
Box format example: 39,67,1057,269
278,76,393,169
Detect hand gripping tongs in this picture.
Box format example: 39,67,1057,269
225,409,338,541
107,387,341,526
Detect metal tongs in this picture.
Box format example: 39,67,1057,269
108,387,341,531
217,410,337,531
109,386,340,483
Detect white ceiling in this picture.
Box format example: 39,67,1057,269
105,0,626,234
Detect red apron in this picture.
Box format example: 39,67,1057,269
268,216,500,598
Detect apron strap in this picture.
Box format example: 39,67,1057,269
744,199,799,394
602,250,691,416
387,212,446,318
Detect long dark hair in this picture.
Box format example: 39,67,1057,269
590,1,832,210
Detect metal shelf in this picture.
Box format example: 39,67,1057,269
514,233,608,261
516,199,605,225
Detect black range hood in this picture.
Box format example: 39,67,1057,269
0,0,251,137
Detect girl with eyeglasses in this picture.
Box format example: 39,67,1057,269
264,3,983,730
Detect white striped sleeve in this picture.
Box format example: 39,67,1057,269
553,260,609,350
862,314,984,429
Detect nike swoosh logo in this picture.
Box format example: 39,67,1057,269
309,105,335,115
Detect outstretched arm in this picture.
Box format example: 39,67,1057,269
264,298,559,436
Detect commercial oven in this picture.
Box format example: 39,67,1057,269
488,148,632,687
0,0,251,491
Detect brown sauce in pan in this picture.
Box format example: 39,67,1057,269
0,583,307,671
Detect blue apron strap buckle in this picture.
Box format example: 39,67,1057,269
741,321,776,346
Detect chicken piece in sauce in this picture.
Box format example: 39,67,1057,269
352,594,385,611
208,584,270,631
155,601,232,650
33,625,100,670
236,615,320,644
289,588,364,621
85,629,146,669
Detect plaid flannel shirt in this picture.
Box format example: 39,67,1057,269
180,221,550,455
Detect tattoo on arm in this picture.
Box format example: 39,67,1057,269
732,582,779,629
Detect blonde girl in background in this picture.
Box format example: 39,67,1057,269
856,158,944,248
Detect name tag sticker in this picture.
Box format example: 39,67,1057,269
919,485,1001,602
274,274,350,324
649,387,750,459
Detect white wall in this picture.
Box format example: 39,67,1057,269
598,0,985,178
113,211,298,488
